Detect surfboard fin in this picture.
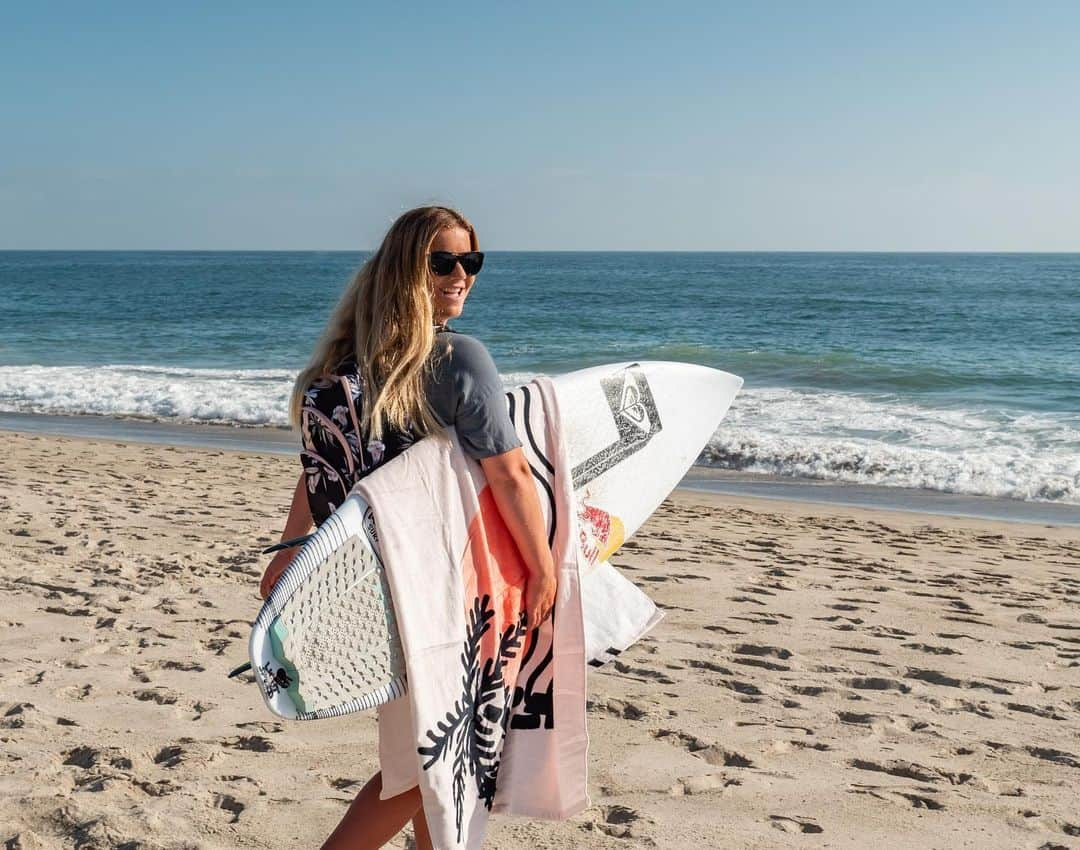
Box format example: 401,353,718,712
262,533,314,555
227,661,253,679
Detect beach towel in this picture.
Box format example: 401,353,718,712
355,376,592,849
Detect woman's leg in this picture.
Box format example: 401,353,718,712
411,808,433,850
320,771,429,850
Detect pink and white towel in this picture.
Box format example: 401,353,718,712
355,377,590,849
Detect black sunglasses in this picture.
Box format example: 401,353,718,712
428,251,484,276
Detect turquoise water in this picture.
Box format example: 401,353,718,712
2,251,1078,503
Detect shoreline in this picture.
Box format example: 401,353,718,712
4,409,1078,528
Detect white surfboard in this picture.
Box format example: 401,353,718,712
248,362,741,720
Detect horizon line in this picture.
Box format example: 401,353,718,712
3,248,1079,255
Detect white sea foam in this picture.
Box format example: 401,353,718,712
706,388,1080,505
0,364,296,426
2,364,1077,504
0,364,538,426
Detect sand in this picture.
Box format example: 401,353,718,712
1,430,1078,850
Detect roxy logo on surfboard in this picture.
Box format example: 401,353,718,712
571,364,662,490
617,377,651,432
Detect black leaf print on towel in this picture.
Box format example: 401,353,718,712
417,594,526,842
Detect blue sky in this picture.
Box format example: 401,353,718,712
3,2,1078,250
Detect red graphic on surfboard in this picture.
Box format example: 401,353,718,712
577,501,625,568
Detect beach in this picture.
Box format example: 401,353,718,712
2,431,1078,849
5,4,1080,847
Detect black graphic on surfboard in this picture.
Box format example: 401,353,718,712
571,364,662,490
258,661,294,699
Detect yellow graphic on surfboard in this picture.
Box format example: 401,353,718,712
577,501,625,574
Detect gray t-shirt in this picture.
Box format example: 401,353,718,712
427,331,521,459
300,331,519,527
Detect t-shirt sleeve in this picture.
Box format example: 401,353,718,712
430,334,522,460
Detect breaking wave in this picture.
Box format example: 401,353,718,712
2,365,1077,504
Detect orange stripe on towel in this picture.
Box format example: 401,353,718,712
462,486,533,679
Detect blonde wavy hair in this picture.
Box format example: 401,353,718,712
289,205,479,439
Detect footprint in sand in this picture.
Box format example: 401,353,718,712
581,804,650,840
836,710,881,726
849,758,974,785
223,735,274,753
843,676,912,694
769,815,823,834
1,703,36,729
153,744,186,768
833,645,882,656
134,688,180,705
587,698,649,720
685,659,732,675
212,792,245,823
1024,746,1080,769
789,685,833,697
236,720,283,734
652,729,754,768
62,745,130,770
905,667,1012,695
669,773,740,796
730,643,792,672
60,744,159,794
610,660,676,685
55,683,93,701
903,642,961,656
849,785,945,810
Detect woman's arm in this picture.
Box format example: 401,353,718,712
259,472,315,599
479,447,557,631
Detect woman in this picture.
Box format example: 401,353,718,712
258,206,557,850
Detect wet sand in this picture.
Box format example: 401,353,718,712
1,431,1078,849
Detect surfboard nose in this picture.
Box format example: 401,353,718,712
554,360,743,540
637,360,743,422
630,360,742,472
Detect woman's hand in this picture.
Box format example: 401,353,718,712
523,569,556,631
260,473,316,600
259,548,295,600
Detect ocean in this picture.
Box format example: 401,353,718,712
2,251,1078,509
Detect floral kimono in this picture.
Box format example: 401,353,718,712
299,356,418,526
